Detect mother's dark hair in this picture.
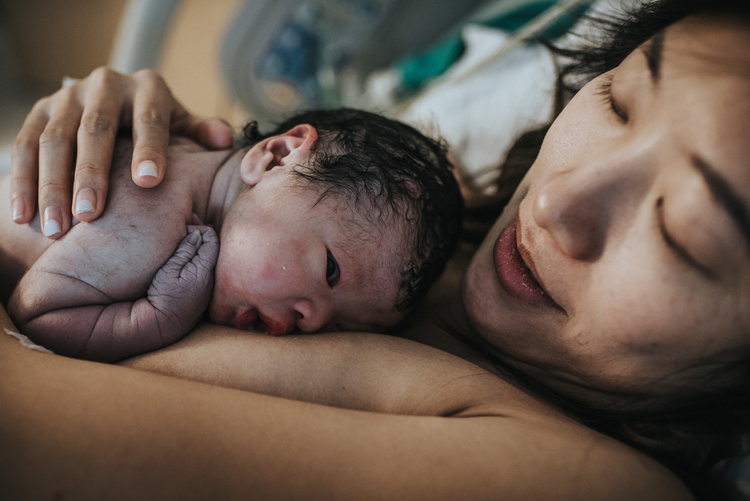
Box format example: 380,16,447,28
463,1,750,499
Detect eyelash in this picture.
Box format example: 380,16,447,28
656,198,713,278
326,250,340,288
598,74,629,123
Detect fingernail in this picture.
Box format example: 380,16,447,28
75,187,96,214
12,197,24,221
137,161,159,179
43,206,62,237
187,230,200,246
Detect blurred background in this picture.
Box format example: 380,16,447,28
0,0,580,194
0,0,245,154
0,0,496,157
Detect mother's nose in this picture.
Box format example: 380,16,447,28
532,160,647,261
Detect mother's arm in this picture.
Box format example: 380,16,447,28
121,323,528,416
0,305,692,500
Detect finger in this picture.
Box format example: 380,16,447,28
181,226,218,284
165,229,203,275
174,114,233,150
201,117,234,149
190,213,205,226
72,86,123,222
10,100,50,224
130,70,172,188
197,225,219,246
185,224,219,259
37,89,82,238
194,227,220,270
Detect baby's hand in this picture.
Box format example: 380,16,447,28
147,225,219,339
9,222,219,362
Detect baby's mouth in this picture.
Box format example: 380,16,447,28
257,313,289,336
234,307,289,336
234,306,258,330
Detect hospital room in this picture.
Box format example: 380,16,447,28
1,0,749,499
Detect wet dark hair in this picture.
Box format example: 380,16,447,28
238,108,463,314
462,1,750,499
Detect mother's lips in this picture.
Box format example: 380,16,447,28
493,217,560,309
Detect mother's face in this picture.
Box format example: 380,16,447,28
463,14,750,407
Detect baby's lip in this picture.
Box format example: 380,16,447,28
234,306,290,336
234,306,258,330
257,312,290,336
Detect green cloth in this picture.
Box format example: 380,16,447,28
397,1,591,91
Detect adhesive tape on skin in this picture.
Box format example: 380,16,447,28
3,328,53,353
61,76,79,88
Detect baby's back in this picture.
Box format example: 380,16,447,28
4,137,221,361
6,140,193,298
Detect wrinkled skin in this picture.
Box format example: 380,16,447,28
5,138,230,362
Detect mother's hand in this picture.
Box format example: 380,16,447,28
10,67,233,238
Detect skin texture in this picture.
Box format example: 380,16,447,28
5,12,747,500
12,224,218,362
208,126,404,335
9,68,232,236
0,305,694,501
5,138,226,361
462,15,750,409
3,128,406,361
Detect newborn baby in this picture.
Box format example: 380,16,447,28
4,109,463,362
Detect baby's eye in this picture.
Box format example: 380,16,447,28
326,250,340,288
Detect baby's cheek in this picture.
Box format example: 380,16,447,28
260,261,278,283
208,272,234,322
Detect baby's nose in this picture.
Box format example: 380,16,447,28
291,298,333,333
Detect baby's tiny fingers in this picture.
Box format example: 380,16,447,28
186,224,219,244
194,228,219,270
168,229,203,268
183,225,219,271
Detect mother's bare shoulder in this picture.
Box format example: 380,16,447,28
120,322,694,500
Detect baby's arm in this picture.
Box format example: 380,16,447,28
8,226,218,362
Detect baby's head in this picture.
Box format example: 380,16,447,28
209,109,463,335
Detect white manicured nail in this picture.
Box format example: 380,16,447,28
76,199,95,213
12,198,24,221
43,218,61,236
137,161,158,179
43,206,62,237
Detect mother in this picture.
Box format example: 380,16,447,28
3,0,748,499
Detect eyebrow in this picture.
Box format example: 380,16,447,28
644,30,665,83
692,155,750,249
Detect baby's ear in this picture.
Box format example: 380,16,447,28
239,124,318,186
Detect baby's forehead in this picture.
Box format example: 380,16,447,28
317,190,411,246
316,192,410,276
